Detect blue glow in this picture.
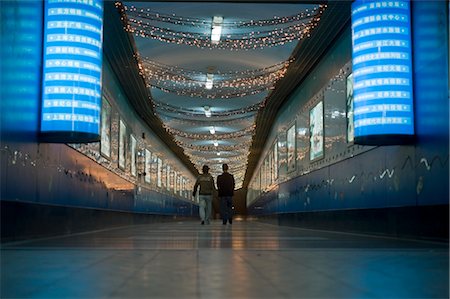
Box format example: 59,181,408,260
41,0,103,137
1,1,43,140
351,0,414,138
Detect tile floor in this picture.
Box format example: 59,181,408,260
1,219,448,298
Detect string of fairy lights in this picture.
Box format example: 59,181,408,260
142,58,291,99
161,114,255,128
142,57,292,76
113,1,328,187
117,2,327,50
165,124,256,140
184,144,251,153
153,101,263,119
125,5,323,28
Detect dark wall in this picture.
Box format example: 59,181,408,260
1,201,182,242
233,188,248,216
0,142,198,241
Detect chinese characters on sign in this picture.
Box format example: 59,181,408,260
351,0,414,142
41,0,103,141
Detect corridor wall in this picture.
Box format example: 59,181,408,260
247,1,449,240
0,1,198,241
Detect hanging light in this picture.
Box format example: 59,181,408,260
213,141,219,147
205,73,214,90
203,106,212,118
209,126,216,134
211,16,223,44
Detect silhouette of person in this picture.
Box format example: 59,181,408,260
217,163,235,225
193,165,215,225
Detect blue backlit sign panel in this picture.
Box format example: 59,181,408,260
41,0,103,142
351,0,414,144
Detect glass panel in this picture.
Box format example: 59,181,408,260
157,157,162,188
145,149,151,183
287,123,296,172
100,97,111,158
130,135,137,177
118,119,126,169
346,73,355,143
309,101,324,161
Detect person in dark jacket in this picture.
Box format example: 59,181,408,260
193,165,215,225
216,163,235,225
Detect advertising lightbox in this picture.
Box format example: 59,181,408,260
309,101,324,161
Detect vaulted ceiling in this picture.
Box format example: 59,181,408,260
105,0,351,189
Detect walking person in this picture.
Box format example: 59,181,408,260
193,165,215,225
217,163,235,225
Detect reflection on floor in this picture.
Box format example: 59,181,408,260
1,219,448,298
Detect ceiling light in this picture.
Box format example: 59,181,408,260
213,141,219,147
211,16,223,44
217,152,221,156
209,126,216,134
204,105,211,118
205,73,214,90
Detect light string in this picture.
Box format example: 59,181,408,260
116,2,327,50
165,124,256,140
185,146,249,155
151,82,271,99
153,100,263,118
142,57,292,76
142,58,292,99
160,114,255,127
183,143,252,152
125,5,322,29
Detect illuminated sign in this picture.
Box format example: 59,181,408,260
145,149,151,183
351,0,414,144
309,101,324,161
346,73,355,143
41,0,103,142
157,158,162,188
287,124,296,172
130,135,137,177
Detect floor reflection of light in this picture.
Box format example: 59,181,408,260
206,228,223,248
229,223,281,250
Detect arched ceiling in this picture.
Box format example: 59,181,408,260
105,1,351,189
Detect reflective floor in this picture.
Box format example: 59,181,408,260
1,219,449,298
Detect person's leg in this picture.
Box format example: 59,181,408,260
226,196,233,224
205,195,212,224
198,196,206,224
220,197,227,224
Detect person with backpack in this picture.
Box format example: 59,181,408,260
193,165,215,225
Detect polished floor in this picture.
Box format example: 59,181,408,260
1,219,449,299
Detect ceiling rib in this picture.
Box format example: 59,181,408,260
103,2,199,176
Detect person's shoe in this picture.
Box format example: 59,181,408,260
228,219,232,224
222,221,227,225
201,221,205,225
